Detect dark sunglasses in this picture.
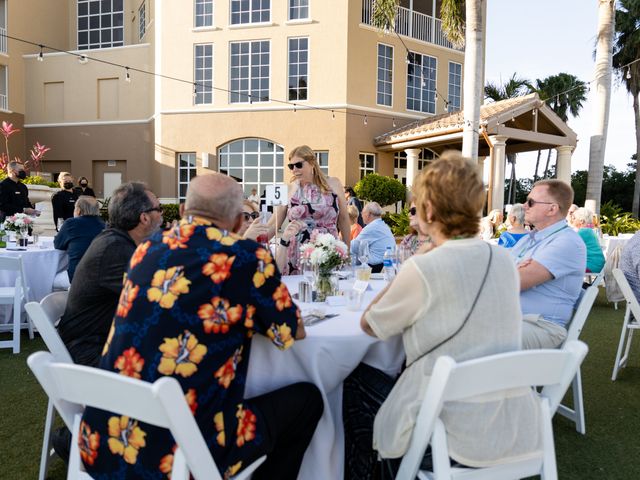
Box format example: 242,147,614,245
243,211,260,221
525,198,556,208
409,207,417,216
287,160,306,171
144,206,163,213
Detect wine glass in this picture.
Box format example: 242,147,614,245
302,258,316,285
357,241,370,266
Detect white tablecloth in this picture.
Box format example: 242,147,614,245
245,275,405,480
601,234,632,259
0,241,66,325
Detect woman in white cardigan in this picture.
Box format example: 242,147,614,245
343,152,542,479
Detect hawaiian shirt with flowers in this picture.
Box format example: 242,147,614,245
79,216,300,479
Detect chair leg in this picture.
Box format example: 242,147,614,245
620,329,635,370
39,399,57,480
612,307,631,381
12,298,20,354
572,369,585,435
27,306,35,340
540,399,558,480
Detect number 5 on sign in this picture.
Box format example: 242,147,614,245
265,184,288,206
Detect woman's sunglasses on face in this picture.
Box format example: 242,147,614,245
287,160,306,171
243,211,260,221
409,207,417,216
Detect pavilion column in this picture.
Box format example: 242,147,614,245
405,148,421,199
476,156,487,182
555,145,573,184
489,135,507,212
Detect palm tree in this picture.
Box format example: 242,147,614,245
586,0,616,214
373,0,485,162
484,74,530,203
529,74,588,180
612,0,640,216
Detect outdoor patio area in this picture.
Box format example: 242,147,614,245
1,290,639,479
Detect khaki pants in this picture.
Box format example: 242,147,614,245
522,314,567,349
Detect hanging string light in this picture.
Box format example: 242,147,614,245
364,115,368,126
626,67,632,80
192,83,197,97
37,45,44,62
392,118,396,128
331,109,335,119
125,67,131,82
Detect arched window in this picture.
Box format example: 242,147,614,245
218,138,284,196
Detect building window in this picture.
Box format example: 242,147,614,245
289,0,309,20
195,0,213,27
230,0,270,25
194,44,214,105
0,65,7,111
219,138,284,196
230,40,270,103
314,151,328,175
288,37,308,101
377,43,393,106
406,52,436,114
138,2,146,40
178,153,197,201
359,153,376,179
448,61,462,112
0,0,7,54
77,0,124,50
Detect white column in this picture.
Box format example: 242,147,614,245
405,148,421,195
555,145,573,184
490,136,507,212
477,156,487,184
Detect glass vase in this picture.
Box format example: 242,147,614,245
315,269,337,302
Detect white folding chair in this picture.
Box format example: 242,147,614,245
555,270,603,434
611,268,640,381
25,291,71,480
0,255,32,353
27,351,267,480
394,341,588,480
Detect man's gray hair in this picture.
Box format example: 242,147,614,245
508,203,525,226
108,181,154,231
75,195,99,216
184,174,243,222
7,161,22,172
363,202,383,217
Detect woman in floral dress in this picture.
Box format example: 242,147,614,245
272,145,350,275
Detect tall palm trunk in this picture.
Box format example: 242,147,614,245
543,149,553,178
533,149,542,182
632,92,640,216
461,0,486,161
586,0,616,214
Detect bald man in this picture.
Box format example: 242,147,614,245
79,173,323,480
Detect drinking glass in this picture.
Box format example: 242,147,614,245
302,258,316,286
357,241,370,266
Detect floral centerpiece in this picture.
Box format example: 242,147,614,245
4,213,34,234
300,231,349,301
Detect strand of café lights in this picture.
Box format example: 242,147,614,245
4,32,411,128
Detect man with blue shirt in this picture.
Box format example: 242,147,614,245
511,179,586,349
350,202,395,273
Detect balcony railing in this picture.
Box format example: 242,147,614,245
0,27,6,54
361,0,462,51
0,93,7,111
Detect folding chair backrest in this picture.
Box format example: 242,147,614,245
564,278,601,345
25,292,72,364
0,254,27,294
398,341,588,480
27,351,221,480
613,268,640,320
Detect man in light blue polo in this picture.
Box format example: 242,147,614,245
511,179,586,349
350,201,395,273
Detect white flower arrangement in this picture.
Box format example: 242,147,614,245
4,213,34,233
300,230,349,274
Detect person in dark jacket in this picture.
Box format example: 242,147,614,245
345,186,364,227
0,161,40,220
73,176,96,197
51,172,78,230
53,196,105,282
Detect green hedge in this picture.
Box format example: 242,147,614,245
99,198,181,226
354,173,406,207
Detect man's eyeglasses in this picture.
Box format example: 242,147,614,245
287,160,306,171
525,198,556,208
144,207,163,214
409,207,417,216
243,211,260,221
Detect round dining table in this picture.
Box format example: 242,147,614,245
245,274,405,480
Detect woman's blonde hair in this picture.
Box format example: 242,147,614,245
288,145,331,194
414,150,485,238
347,204,359,221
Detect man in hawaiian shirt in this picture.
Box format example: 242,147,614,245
78,173,322,480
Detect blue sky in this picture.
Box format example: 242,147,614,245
485,0,636,178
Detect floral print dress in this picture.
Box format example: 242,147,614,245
79,216,300,479
284,182,340,275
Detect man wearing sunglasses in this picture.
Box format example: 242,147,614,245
510,179,586,349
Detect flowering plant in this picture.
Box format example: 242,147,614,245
0,121,51,173
4,213,34,233
300,231,349,275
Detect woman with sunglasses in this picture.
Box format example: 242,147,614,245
272,145,350,275
399,202,431,255
237,200,261,238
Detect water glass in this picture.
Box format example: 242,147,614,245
346,289,363,311
357,241,370,266
355,265,372,282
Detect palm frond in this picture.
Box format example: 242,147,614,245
441,0,466,49
372,0,399,31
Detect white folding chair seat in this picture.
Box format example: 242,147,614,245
394,341,588,480
25,291,71,480
0,255,32,353
28,351,266,480
555,270,603,434
611,268,640,381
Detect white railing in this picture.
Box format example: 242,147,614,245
361,0,462,51
0,93,7,111
0,26,6,54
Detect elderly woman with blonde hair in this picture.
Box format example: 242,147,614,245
571,207,605,273
342,151,542,479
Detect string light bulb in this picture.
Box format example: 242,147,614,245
626,67,632,80
78,54,88,64
37,45,44,62
364,115,368,126
392,118,396,128
193,83,197,97
293,103,297,113
125,67,131,83
331,110,335,119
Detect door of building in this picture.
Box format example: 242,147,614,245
103,172,122,199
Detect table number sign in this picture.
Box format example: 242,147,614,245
265,184,288,206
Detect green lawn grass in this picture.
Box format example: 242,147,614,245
1,293,640,479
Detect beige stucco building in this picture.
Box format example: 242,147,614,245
1,0,464,202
